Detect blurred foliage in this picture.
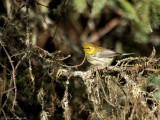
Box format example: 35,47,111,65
91,0,107,18
72,0,160,43
72,0,87,13
147,71,160,100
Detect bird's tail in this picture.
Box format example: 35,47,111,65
121,53,135,56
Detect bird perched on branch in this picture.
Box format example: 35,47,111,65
83,43,134,67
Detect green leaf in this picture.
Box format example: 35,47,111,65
119,0,139,22
72,0,87,13
91,0,107,18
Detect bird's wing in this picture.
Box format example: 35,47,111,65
94,49,121,58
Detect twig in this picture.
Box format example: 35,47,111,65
25,0,30,46
62,77,71,120
88,18,120,43
1,87,16,94
0,40,17,111
15,53,27,70
28,59,35,90
60,54,86,69
1,108,7,120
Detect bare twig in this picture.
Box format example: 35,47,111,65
88,18,120,43
15,53,27,70
28,59,35,90
25,0,30,46
0,40,17,111
62,78,71,120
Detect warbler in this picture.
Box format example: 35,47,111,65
83,43,133,66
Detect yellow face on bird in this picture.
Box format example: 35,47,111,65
83,43,105,55
83,44,96,55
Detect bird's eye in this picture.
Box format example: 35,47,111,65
85,47,90,50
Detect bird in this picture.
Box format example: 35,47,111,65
83,43,134,67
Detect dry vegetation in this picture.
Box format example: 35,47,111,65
0,0,160,120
